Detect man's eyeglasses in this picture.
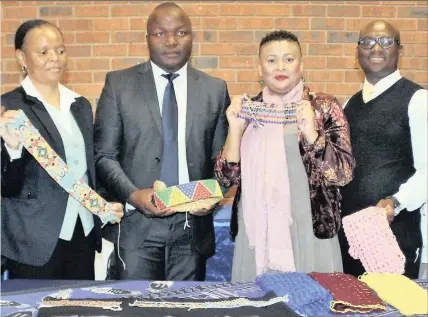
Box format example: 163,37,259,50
357,37,400,50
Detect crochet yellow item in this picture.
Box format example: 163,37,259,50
359,273,428,316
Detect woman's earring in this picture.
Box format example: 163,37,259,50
301,76,305,83
21,66,27,74
260,79,264,85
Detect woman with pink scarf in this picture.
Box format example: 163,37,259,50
215,31,355,282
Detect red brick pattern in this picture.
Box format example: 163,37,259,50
1,1,427,107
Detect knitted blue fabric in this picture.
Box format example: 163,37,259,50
255,272,332,316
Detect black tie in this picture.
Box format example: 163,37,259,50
160,73,179,186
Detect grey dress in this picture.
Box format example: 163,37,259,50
232,124,343,282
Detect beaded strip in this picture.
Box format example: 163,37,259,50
40,299,122,311
129,295,289,310
237,94,298,126
82,287,141,296
146,281,261,300
7,110,119,225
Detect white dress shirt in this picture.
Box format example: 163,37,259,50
125,62,190,212
5,76,94,240
6,76,81,158
151,61,190,185
344,70,428,263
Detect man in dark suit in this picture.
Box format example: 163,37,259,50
94,2,230,281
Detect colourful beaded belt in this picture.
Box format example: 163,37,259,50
7,110,119,225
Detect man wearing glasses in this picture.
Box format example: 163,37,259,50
339,20,427,279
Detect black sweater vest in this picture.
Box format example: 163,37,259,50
341,77,423,216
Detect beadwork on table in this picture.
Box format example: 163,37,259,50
39,298,123,311
36,293,297,317
81,287,142,296
6,110,119,225
129,295,289,310
145,281,262,300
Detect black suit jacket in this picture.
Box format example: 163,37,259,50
1,87,102,266
94,62,230,257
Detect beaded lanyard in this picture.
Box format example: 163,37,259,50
6,110,119,225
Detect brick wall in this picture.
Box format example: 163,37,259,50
1,1,427,108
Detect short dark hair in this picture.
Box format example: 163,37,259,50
259,30,302,55
15,19,62,50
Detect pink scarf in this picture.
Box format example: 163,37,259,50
240,80,304,275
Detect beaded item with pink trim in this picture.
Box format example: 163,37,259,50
236,94,297,126
342,207,405,274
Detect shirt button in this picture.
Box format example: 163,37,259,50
27,191,32,198
155,157,161,162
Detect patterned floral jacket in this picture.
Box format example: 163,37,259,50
215,87,355,239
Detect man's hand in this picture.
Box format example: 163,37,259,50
376,199,395,223
189,202,219,216
128,188,175,217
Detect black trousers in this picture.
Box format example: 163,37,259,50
6,217,96,280
112,213,206,281
339,210,422,279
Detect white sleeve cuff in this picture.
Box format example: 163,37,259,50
4,143,23,161
125,202,136,212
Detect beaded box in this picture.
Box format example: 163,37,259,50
152,179,224,212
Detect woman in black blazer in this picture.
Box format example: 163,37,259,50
0,19,123,279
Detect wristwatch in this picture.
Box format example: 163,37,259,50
386,196,404,215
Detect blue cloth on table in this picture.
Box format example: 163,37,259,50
255,272,332,316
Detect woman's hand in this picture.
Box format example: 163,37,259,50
222,96,247,162
226,96,247,136
0,106,21,150
108,202,125,224
296,100,318,144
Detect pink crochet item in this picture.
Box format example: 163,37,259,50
342,207,405,274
